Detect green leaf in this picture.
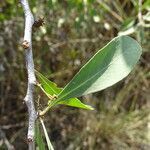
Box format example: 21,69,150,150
40,118,54,150
36,71,93,110
35,121,46,150
57,36,142,101
36,71,61,95
58,98,94,110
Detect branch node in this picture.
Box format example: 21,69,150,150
33,17,45,28
22,40,30,49
27,138,33,143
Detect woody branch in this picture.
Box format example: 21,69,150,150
20,0,37,147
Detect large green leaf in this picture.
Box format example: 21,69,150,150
57,36,142,101
36,71,93,110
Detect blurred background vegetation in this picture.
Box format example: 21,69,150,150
0,0,150,149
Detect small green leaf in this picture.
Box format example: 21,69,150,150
35,121,46,150
36,71,93,110
57,36,142,101
58,98,94,110
36,71,61,95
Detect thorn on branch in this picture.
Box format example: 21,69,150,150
22,40,29,49
35,81,40,85
33,17,45,28
27,138,33,143
22,100,25,104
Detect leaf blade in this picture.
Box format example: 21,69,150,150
36,71,61,95
58,98,94,110
36,71,93,110
57,36,142,101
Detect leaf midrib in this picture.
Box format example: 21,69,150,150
58,49,138,101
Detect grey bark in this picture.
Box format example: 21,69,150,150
20,0,37,149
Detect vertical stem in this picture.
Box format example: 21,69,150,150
20,0,37,149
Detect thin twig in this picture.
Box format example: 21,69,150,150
138,0,144,26
40,118,54,150
50,37,100,49
0,128,14,150
137,0,150,28
39,106,51,117
20,0,37,149
1,122,25,130
97,0,123,22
